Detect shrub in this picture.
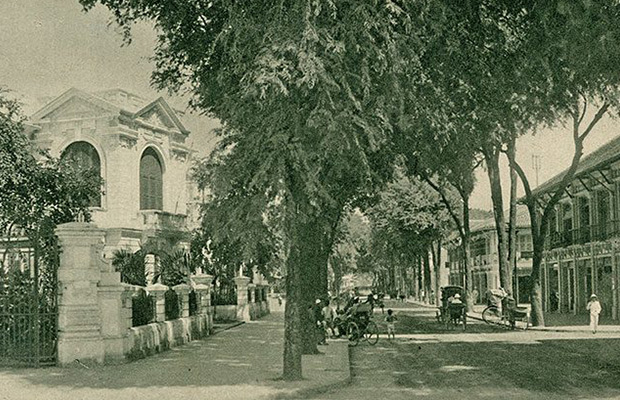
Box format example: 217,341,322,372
155,249,191,287
165,289,180,320
132,289,154,327
112,249,146,286
189,290,198,316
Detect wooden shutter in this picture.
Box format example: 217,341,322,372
140,149,163,210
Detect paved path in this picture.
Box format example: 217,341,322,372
0,312,349,400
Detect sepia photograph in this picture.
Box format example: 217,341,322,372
2,1,620,399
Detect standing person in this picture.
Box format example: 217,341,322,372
322,299,336,338
314,299,327,345
587,294,602,334
385,309,397,340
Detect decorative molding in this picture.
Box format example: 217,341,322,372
119,135,137,149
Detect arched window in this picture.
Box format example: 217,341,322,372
140,148,163,210
61,141,101,207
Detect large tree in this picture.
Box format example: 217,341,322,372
81,0,421,379
504,0,620,326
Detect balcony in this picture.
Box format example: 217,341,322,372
140,210,187,231
546,220,620,250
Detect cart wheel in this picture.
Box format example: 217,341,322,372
364,320,379,345
347,321,360,347
482,306,502,325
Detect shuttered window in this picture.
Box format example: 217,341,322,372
61,141,101,207
140,148,163,210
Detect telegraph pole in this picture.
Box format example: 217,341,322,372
532,155,541,188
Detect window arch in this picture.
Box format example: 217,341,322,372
140,148,163,210
61,141,101,207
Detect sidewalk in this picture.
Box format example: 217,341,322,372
408,298,620,333
0,312,350,400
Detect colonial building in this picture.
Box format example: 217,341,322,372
446,206,533,304
26,88,197,256
535,135,620,320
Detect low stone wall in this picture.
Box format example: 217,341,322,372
125,314,209,360
214,305,237,322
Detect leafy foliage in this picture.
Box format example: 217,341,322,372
156,248,192,286
131,289,155,327
112,249,147,286
0,89,102,235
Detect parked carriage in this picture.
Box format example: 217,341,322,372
436,285,467,330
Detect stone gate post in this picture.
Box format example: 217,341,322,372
192,273,213,329
173,283,192,318
234,276,251,322
56,222,105,366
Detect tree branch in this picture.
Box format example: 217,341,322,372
423,175,464,240
509,157,533,201
577,94,588,126
579,102,609,142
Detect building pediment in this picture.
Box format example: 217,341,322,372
30,88,120,122
133,98,189,136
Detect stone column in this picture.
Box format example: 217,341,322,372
147,283,168,322
192,274,213,314
234,276,251,322
98,269,128,362
173,283,192,318
56,222,105,366
192,273,213,332
248,283,257,320
145,254,156,285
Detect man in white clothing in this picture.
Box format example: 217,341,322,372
586,294,602,334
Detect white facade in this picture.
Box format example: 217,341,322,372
28,88,197,255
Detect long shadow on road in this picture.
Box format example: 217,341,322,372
317,301,620,400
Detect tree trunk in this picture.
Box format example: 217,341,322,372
423,247,432,303
529,231,546,326
485,147,512,292
299,218,332,355
461,195,475,311
415,255,422,300
507,138,518,299
432,239,442,306
283,234,303,380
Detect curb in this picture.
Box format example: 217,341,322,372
211,320,245,335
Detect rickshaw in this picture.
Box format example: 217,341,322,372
436,285,467,330
335,298,379,346
482,289,529,330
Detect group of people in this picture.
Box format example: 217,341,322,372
308,293,399,344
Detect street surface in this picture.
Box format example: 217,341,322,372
311,301,620,400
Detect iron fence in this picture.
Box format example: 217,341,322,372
0,232,58,367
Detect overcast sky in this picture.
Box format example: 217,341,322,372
1,1,619,211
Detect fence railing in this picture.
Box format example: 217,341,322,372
546,220,620,250
165,289,180,321
132,289,155,327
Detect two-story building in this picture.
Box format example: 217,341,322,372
447,206,533,304
534,135,620,320
26,87,198,256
